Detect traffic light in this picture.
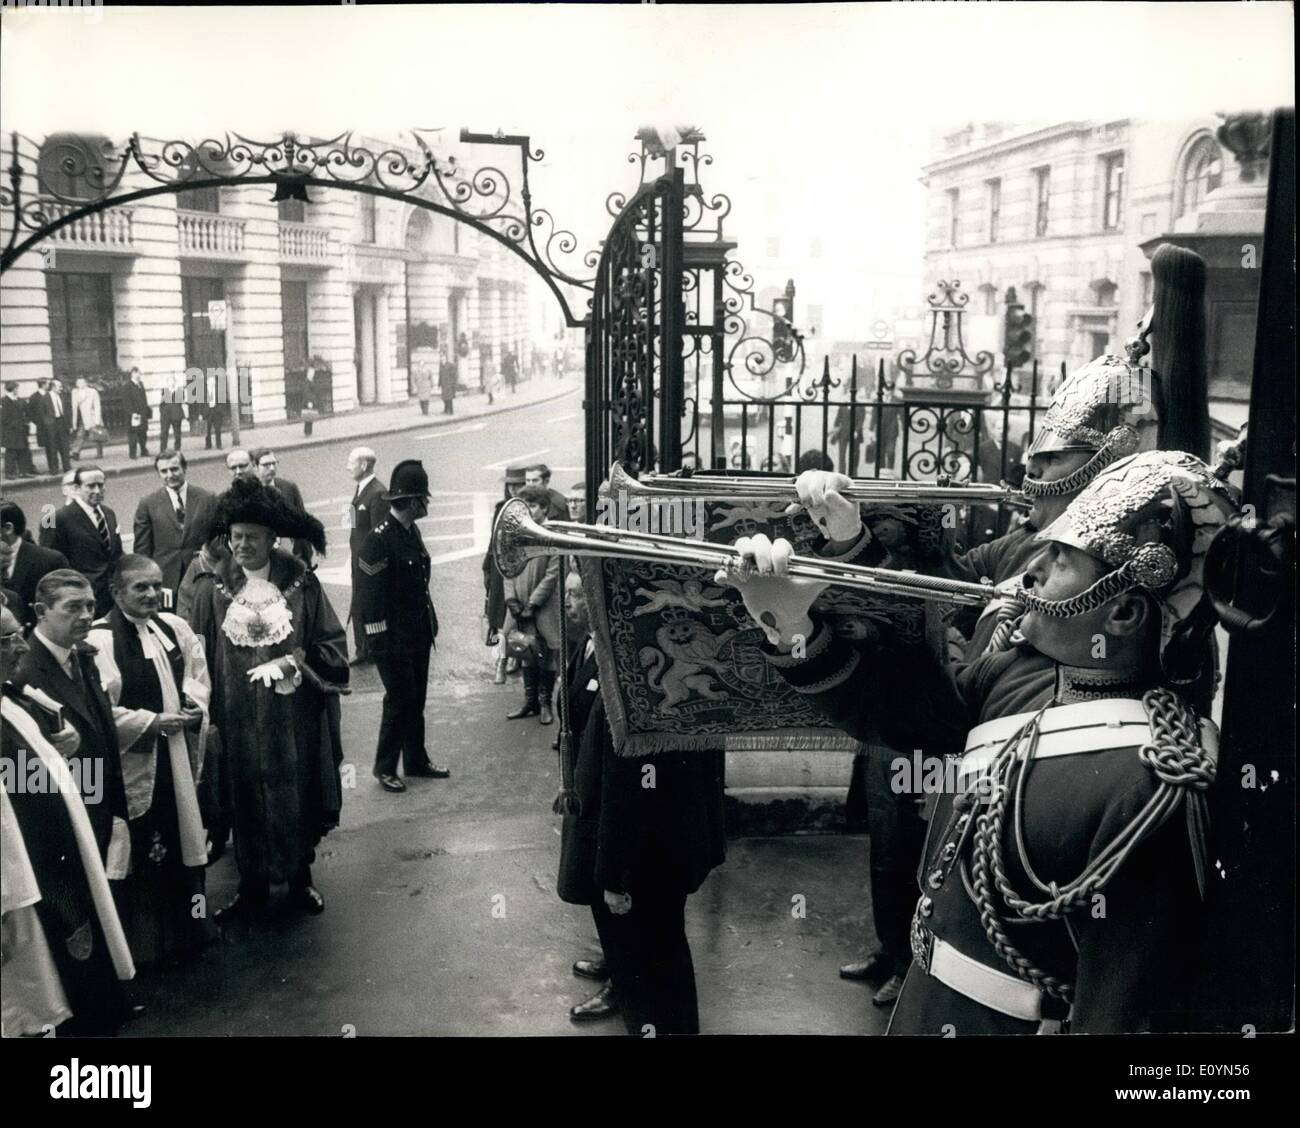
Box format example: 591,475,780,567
1003,286,1034,370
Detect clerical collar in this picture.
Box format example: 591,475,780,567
1055,664,1155,704
122,610,152,627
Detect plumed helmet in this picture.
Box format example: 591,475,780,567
212,477,327,556
384,459,430,502
1021,352,1160,503
1031,450,1239,684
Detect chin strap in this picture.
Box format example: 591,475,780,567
1016,543,1179,619
1021,426,1140,499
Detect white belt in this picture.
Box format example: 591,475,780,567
959,699,1219,785
928,935,1044,1023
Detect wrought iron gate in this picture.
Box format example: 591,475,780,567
585,168,683,497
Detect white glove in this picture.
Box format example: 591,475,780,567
247,657,299,692
715,533,827,649
784,470,864,544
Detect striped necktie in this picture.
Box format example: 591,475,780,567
94,507,112,552
172,489,186,525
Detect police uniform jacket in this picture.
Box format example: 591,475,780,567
355,516,438,657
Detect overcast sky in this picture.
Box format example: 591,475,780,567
2,2,1293,311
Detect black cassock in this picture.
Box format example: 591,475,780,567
102,609,212,966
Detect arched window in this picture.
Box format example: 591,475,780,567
1178,135,1224,217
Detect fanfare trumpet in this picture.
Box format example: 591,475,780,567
606,462,1030,508
492,499,997,608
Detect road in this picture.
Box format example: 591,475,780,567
6,391,885,1036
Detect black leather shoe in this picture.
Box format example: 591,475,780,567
376,773,407,793
293,885,325,915
506,702,540,720
839,953,891,982
573,958,608,981
407,763,451,779
538,701,554,725
872,974,904,1007
569,983,619,1022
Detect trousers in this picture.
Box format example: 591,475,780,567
128,423,150,459
863,746,928,976
593,888,699,1036
373,642,432,776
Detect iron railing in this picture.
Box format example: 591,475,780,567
680,354,1062,546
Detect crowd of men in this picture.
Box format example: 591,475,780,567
0,440,453,1036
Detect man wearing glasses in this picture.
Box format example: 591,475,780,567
249,448,310,561
225,448,256,481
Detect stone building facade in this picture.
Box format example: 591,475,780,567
919,118,1265,407
1,133,543,430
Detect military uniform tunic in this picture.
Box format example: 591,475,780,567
356,516,439,777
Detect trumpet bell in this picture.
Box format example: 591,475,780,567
493,498,536,579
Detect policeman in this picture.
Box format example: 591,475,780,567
724,452,1236,1034
356,459,450,793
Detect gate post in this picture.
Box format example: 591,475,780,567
657,167,685,472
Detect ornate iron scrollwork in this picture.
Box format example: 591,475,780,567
897,279,996,389
2,128,600,320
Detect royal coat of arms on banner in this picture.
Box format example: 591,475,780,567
581,497,947,757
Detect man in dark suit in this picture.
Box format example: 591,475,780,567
1,500,70,629
345,446,386,664
2,381,34,477
38,465,123,617
123,368,151,460
29,378,72,474
251,447,310,560
556,572,621,1024
15,570,129,869
132,452,217,610
1,590,133,1034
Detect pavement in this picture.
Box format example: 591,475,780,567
0,377,578,490
125,676,889,1037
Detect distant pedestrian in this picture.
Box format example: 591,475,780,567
503,348,518,395
158,375,187,454
2,382,33,477
300,368,320,437
30,378,72,474
202,370,227,450
480,352,500,406
438,349,457,415
124,368,152,460
70,378,105,461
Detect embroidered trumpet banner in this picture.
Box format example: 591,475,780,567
580,498,944,757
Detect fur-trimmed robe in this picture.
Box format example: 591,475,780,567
188,548,349,885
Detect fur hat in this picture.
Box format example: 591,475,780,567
212,476,327,556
